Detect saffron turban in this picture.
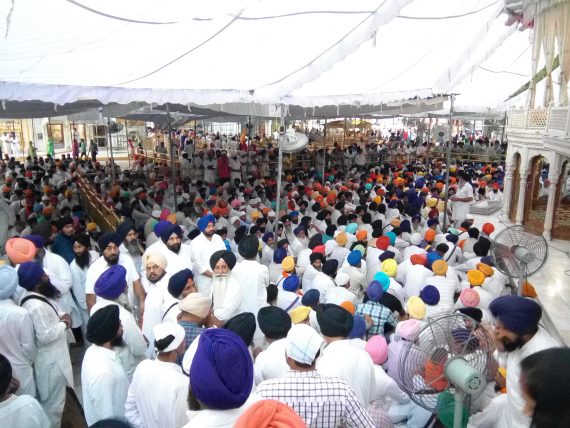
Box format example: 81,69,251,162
234,399,306,428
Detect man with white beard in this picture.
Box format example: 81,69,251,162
91,265,147,381
208,250,241,326
190,214,226,296
69,233,100,338
140,252,170,356
289,225,308,257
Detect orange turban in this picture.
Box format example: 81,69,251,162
424,229,436,242
390,218,401,227
411,254,427,266
234,399,305,428
355,230,367,241
482,223,495,235
432,260,448,276
521,281,538,298
424,360,448,392
6,238,36,265
476,263,494,277
340,301,356,315
467,269,485,286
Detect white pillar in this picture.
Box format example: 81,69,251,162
543,177,559,240
501,169,514,218
515,169,528,225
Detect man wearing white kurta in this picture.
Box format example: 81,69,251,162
82,305,130,426
0,265,37,397
450,172,473,227
189,214,226,297
468,296,559,428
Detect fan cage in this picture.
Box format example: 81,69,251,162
398,314,496,413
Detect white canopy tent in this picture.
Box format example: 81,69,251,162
0,0,538,109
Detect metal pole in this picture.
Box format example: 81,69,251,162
443,95,455,231
107,117,116,184
500,111,507,143
273,106,285,249
124,120,131,167
322,118,327,184
166,103,178,212
426,116,432,173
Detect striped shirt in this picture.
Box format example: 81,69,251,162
256,370,375,428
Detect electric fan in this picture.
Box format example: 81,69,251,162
431,124,449,144
490,225,548,295
280,125,309,153
399,313,496,428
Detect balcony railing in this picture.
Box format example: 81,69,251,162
508,106,569,135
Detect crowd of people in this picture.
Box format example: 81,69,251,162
0,135,567,428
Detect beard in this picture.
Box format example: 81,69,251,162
113,292,133,313
147,271,166,284
104,254,119,265
166,242,181,254
125,240,141,257
110,333,125,348
203,230,215,238
38,279,61,300
211,273,230,294
74,250,91,269
502,335,526,352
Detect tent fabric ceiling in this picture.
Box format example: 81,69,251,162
0,1,534,108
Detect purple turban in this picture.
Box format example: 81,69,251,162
348,315,366,339
153,220,171,238
23,234,45,249
489,295,542,335
94,265,127,299
366,280,383,302
420,285,440,306
17,261,45,290
197,214,216,232
190,328,253,410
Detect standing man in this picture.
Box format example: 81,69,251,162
0,265,37,397
51,216,75,264
81,305,130,426
18,261,73,428
450,171,474,228
189,214,226,296
89,139,98,161
217,150,230,185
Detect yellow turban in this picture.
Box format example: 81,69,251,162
289,306,311,324
467,269,485,286
426,198,438,208
86,222,98,232
407,296,426,320
476,263,494,277
251,210,261,221
335,232,348,247
373,195,382,204
282,256,295,273
382,259,398,277
166,213,177,224
432,260,448,276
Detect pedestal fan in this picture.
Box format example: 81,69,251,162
490,225,548,295
398,313,496,428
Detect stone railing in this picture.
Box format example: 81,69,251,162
509,106,570,134
546,106,570,135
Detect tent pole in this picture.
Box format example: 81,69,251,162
274,105,285,249
443,95,454,231
426,116,432,173
107,117,116,184
166,103,178,212
500,111,507,143
125,120,131,167
322,118,328,184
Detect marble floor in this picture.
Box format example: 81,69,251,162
470,211,570,345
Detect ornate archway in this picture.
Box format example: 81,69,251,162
552,161,570,240
523,155,548,235
509,153,521,223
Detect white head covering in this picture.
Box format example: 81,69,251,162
153,322,186,353
286,323,324,365
178,293,212,318
334,272,350,287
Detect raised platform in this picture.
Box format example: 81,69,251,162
469,200,503,216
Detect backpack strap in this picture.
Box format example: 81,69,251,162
161,302,178,321
20,295,59,316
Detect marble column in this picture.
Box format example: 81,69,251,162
501,170,514,218
543,177,559,240
515,170,528,225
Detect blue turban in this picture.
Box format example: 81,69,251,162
94,265,127,299
17,261,45,290
480,256,494,267
427,218,439,227
446,234,459,244
283,275,300,292
366,280,384,302
345,223,358,234
400,220,411,233
420,285,440,305
116,220,135,241
385,232,396,246
168,268,193,298
197,214,216,232
372,272,390,292
412,214,422,223
347,250,362,267
23,234,45,249
190,328,253,410
293,225,306,236
273,247,287,264
426,252,442,269
160,223,183,243
489,296,542,335
348,315,367,339
388,200,398,208
378,250,395,262
97,232,122,251
262,232,274,243
0,265,19,299
290,211,299,218
301,289,320,306
153,220,171,237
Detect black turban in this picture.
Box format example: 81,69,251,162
238,235,259,260
257,306,291,340
57,216,73,230
223,312,256,347
116,220,135,241
316,303,354,338
209,250,237,271
308,234,323,250
187,229,201,241
86,305,121,345
322,259,339,276
266,284,278,304
457,307,483,323
72,233,91,248
310,253,325,264
168,269,194,298
160,223,183,243
98,232,122,252
378,250,396,262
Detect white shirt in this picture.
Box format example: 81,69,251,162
311,272,336,302
317,339,376,405
70,251,100,312
141,275,171,354
254,338,289,385
125,359,189,428
0,394,50,428
85,254,140,306
453,182,473,223
142,241,193,283
422,275,461,314
232,260,269,314
81,345,130,426
182,394,259,428
0,299,37,397
43,250,80,327
404,265,434,300
324,286,358,306
189,233,226,296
